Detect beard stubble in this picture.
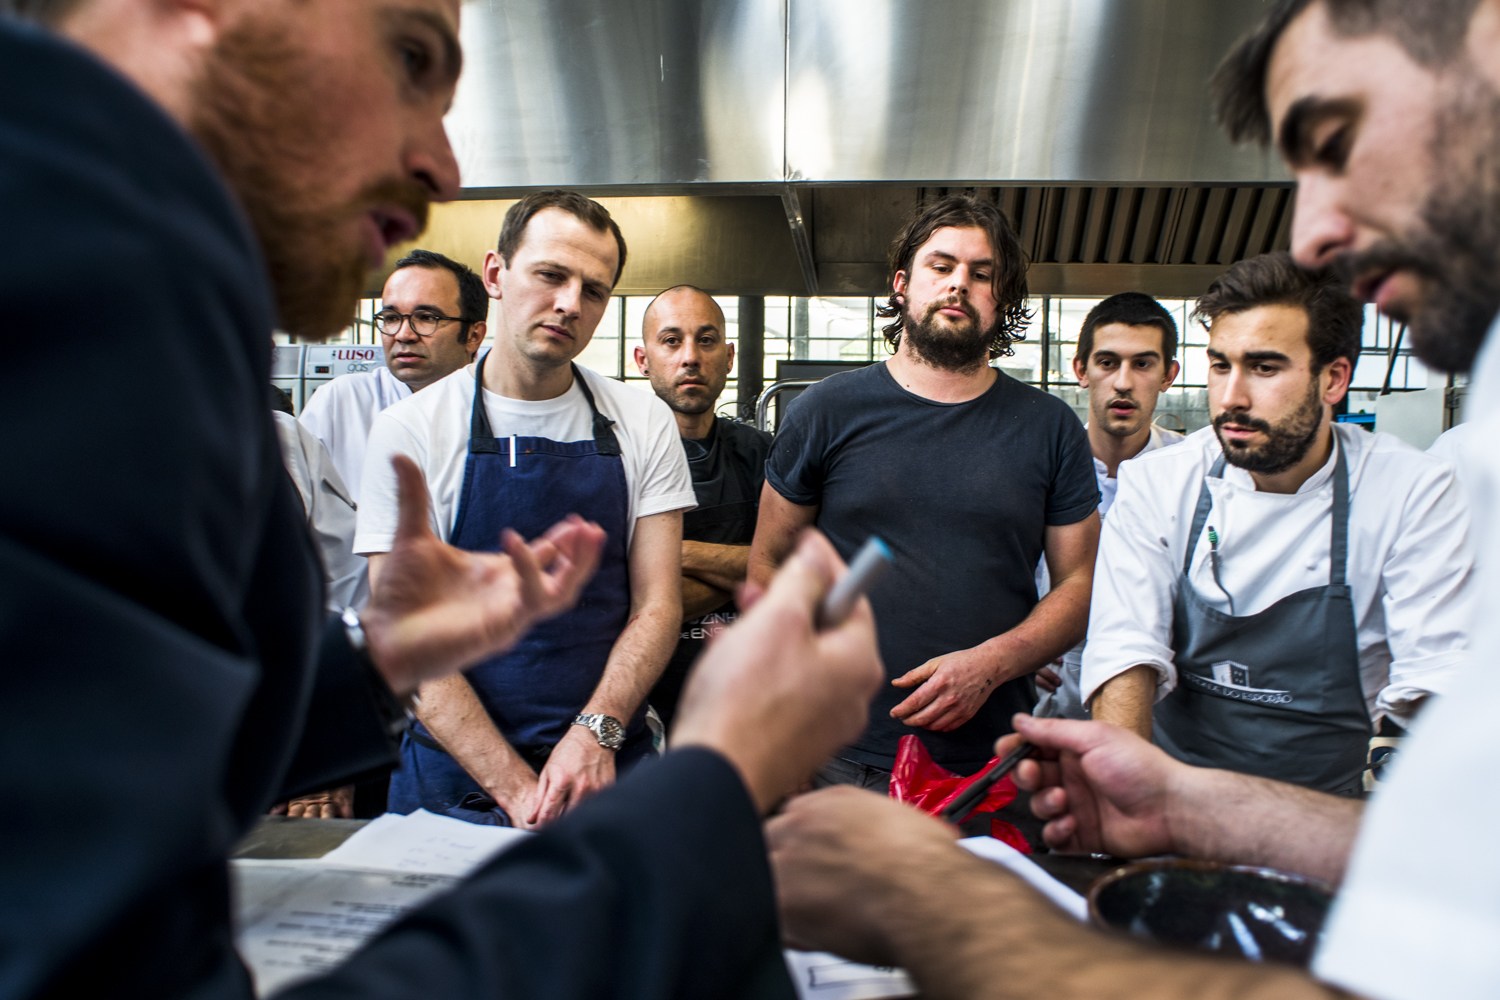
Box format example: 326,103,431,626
189,19,431,340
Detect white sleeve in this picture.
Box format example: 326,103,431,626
1313,652,1500,1000
1079,464,1180,706
352,411,434,555
629,394,696,519
297,379,336,441
1374,462,1475,723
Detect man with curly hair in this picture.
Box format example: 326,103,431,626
748,195,1100,810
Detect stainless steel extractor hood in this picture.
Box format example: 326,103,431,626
390,0,1291,298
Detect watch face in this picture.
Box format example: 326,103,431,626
598,715,625,748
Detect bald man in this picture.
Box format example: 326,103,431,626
634,286,772,728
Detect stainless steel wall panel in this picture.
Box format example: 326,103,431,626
449,0,785,188
785,0,1287,185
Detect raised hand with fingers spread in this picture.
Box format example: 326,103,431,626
361,454,606,696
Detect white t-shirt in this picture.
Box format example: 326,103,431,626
1313,325,1500,1000
354,363,695,554
1080,422,1474,726
298,366,411,503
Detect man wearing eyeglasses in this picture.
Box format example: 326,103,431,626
300,249,486,502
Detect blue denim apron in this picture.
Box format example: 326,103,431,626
389,359,652,824
1154,445,1371,795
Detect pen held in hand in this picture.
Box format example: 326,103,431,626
939,741,1036,825
816,536,893,631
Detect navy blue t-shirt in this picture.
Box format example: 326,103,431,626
766,363,1098,771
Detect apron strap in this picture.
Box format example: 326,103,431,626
1329,436,1350,588
571,363,622,457
465,355,621,457
468,351,500,454
1183,443,1351,586
1183,455,1226,575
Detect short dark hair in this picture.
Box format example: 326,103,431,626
1213,0,1482,146
1075,293,1179,368
496,190,627,287
875,195,1032,358
391,249,487,335
1194,252,1364,372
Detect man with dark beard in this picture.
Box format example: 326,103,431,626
634,286,773,729
1082,252,1473,793
749,195,1100,809
0,1,886,998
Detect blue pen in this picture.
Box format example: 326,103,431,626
817,536,893,630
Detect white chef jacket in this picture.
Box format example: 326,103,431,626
1035,423,1184,719
1427,420,1480,501
1080,421,1474,726
1313,322,1500,1000
271,411,368,611
298,366,411,503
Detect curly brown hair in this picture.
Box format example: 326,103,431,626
875,195,1032,358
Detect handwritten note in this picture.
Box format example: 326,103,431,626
232,860,457,995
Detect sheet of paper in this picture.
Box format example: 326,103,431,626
784,951,916,1000
319,808,530,876
232,860,457,996
959,836,1089,921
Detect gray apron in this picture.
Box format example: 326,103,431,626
1154,445,1371,795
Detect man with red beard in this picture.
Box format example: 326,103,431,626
749,195,1101,817
1083,252,1473,793
0,1,883,998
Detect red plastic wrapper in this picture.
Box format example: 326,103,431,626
888,735,1030,853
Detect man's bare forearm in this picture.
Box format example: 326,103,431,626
970,569,1093,685
683,576,731,620
747,484,818,589
888,851,1338,1000
416,674,536,807
581,599,680,721
682,540,750,591
1090,666,1156,738
1170,766,1364,885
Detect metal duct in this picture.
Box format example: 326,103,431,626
422,1,1295,299
450,0,1286,191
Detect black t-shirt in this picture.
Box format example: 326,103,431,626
766,363,1098,771
651,417,773,728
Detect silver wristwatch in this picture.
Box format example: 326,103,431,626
573,713,626,750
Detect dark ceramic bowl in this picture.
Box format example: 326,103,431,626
1087,859,1334,968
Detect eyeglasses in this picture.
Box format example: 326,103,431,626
374,308,466,338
